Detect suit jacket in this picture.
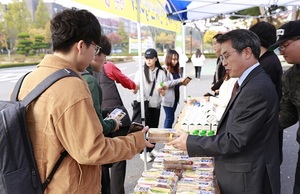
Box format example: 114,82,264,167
187,65,280,194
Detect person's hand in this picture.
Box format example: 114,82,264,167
157,87,166,96
168,129,188,151
132,84,139,94
112,119,122,132
141,126,155,148
204,96,210,102
161,85,168,90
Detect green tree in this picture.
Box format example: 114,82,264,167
32,35,51,55
117,22,129,53
117,22,128,43
203,30,217,45
231,7,260,19
34,0,50,28
0,3,6,50
17,33,32,56
147,25,159,49
107,32,122,53
156,31,175,51
231,6,287,28
5,0,31,33
107,32,122,44
3,0,32,59
29,27,51,47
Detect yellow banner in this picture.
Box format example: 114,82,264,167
73,0,180,32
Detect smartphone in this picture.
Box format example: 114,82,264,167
128,122,144,134
183,77,192,85
108,108,126,121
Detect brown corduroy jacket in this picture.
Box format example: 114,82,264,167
18,55,146,194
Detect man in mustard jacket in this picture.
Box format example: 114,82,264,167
17,8,153,194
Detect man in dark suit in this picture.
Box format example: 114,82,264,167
169,29,280,194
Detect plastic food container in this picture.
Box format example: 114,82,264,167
147,128,178,143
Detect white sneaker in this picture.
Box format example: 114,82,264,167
140,153,153,163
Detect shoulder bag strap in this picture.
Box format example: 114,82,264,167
11,72,31,101
42,150,68,190
20,68,79,106
149,69,159,97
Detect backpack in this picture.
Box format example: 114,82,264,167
0,68,79,194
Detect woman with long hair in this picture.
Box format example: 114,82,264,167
162,49,185,128
133,48,166,162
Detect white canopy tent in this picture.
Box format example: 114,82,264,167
165,0,300,23
138,1,300,167
163,0,300,102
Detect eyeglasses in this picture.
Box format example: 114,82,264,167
278,38,300,52
220,50,237,63
90,42,102,55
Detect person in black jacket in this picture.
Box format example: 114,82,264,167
211,33,226,95
249,21,283,163
268,20,300,194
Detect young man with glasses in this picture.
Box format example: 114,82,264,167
96,35,138,194
269,20,300,194
169,29,280,194
17,8,153,194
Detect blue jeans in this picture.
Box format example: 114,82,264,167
163,103,178,128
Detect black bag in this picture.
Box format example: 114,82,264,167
0,68,79,194
131,100,149,124
131,70,159,124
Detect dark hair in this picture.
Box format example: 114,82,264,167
99,35,111,56
249,21,276,48
50,8,101,53
195,49,202,58
217,29,261,60
165,49,179,74
213,33,223,40
143,49,162,83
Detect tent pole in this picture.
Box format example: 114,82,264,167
136,0,148,170
182,24,187,101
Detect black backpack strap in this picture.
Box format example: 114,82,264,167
20,68,79,106
42,150,68,190
11,72,31,101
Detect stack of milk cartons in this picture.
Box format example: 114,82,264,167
181,101,218,136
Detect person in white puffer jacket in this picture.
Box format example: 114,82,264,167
191,48,206,80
